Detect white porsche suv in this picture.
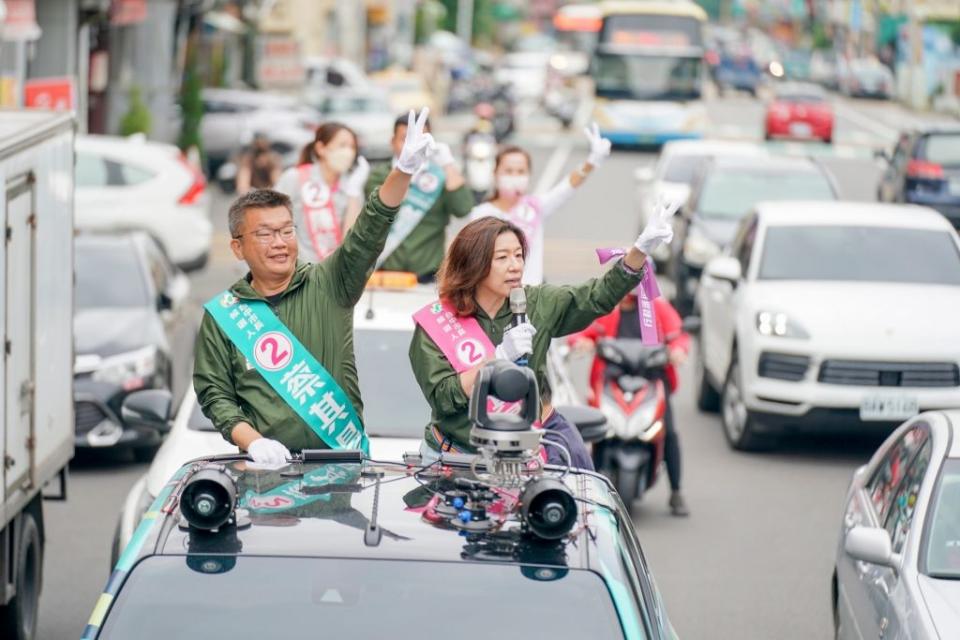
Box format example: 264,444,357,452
695,201,960,450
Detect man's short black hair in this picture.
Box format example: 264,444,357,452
394,113,432,135
228,189,292,238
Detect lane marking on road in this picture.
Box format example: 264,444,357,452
833,101,899,142
535,140,573,195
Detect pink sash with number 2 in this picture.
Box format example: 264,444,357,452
413,300,522,417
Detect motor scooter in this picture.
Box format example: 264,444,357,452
591,338,670,513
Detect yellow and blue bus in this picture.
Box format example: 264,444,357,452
591,0,708,146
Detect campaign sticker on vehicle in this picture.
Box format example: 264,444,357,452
254,332,294,371
859,395,919,421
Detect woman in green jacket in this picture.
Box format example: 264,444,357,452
408,199,678,467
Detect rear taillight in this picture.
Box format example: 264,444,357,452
907,159,944,180
177,153,206,205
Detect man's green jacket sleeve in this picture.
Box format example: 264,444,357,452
443,182,475,219
533,260,645,337
409,325,470,417
322,189,399,307
193,312,248,445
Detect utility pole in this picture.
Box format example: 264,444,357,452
456,0,473,45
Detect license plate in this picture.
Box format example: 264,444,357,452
790,122,813,137
859,396,919,421
948,180,960,196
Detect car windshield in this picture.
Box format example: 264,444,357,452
919,133,960,167
354,328,431,438
593,52,702,101
75,241,150,309
98,556,630,639
662,153,704,183
758,226,960,284
924,459,960,579
698,169,834,219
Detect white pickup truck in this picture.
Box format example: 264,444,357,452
0,111,75,640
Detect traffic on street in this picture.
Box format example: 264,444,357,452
2,1,960,639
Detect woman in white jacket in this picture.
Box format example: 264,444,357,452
468,123,612,285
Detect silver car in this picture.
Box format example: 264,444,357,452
833,410,960,639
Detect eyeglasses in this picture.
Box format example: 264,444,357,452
234,225,296,244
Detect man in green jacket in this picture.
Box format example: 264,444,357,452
364,114,474,283
194,108,436,465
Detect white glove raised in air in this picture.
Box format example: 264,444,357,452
340,155,370,198
430,142,456,168
585,122,612,168
247,437,291,466
634,196,681,255
495,322,537,362
396,108,437,175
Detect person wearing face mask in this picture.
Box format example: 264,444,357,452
468,123,612,285
408,202,676,469
274,122,370,263
363,114,474,283
194,109,436,465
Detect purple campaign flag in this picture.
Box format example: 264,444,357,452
596,248,662,346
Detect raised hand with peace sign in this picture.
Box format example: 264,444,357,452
634,195,681,256
395,108,437,175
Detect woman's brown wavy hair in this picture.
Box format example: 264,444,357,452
438,217,528,316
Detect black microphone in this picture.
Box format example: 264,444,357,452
509,288,531,366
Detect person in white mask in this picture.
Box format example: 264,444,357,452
275,122,371,263
468,123,612,285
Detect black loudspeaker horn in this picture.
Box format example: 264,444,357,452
180,466,238,531
519,477,578,541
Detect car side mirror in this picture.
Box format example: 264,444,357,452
845,526,900,572
121,389,173,433
704,256,742,285
168,274,190,305
555,405,608,444
634,166,655,183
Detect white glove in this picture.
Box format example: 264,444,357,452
585,122,612,168
634,196,681,255
396,108,437,175
340,155,370,198
247,437,291,466
430,142,456,168
495,322,537,362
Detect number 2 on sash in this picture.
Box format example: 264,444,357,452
260,337,290,367
458,339,483,366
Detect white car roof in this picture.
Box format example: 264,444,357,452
353,285,437,331
754,201,957,232
202,88,300,108
76,134,181,161
660,138,767,158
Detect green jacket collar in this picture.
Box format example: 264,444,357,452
474,297,511,323
230,261,311,302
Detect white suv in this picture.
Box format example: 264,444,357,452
696,201,960,450
75,135,212,271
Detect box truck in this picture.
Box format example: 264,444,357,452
0,111,75,640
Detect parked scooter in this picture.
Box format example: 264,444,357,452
591,338,670,513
